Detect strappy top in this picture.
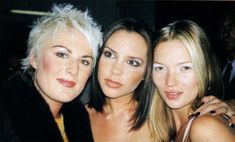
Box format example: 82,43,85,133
181,115,197,142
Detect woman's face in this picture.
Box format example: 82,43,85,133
30,28,93,105
98,29,147,100
152,39,199,110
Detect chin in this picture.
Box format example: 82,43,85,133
59,93,78,102
60,97,75,103
166,102,184,109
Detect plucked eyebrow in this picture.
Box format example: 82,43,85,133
153,61,161,64
52,45,72,53
104,46,116,54
82,55,93,61
178,61,192,65
153,61,192,65
52,45,93,60
104,46,144,62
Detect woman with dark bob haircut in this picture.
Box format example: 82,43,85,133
86,18,155,141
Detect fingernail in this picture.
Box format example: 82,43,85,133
200,102,204,105
188,114,195,120
188,112,200,120
209,110,216,115
230,123,234,128
194,112,200,117
223,114,231,121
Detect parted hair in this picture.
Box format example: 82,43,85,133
149,20,222,141
89,18,155,130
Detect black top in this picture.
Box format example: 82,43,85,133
0,70,93,142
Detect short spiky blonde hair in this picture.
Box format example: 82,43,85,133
21,4,102,75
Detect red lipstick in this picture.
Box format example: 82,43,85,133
57,79,76,88
105,79,122,89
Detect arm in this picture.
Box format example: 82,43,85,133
190,115,235,142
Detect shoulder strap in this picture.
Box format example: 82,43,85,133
182,115,197,142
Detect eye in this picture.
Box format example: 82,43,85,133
56,52,68,58
181,66,192,71
127,60,140,67
153,63,166,72
103,50,115,58
81,59,90,66
80,58,93,67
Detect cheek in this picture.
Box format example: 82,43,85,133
78,72,91,89
98,59,109,78
231,31,235,39
125,69,145,86
152,73,164,88
81,69,92,81
39,55,55,73
181,74,198,93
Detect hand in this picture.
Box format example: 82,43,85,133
194,96,235,125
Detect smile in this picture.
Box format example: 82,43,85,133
57,78,76,88
105,79,123,89
164,91,182,100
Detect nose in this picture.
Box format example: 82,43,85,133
165,71,178,87
221,25,231,39
222,28,229,39
66,60,79,75
111,60,123,75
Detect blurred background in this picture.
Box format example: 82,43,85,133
0,0,235,81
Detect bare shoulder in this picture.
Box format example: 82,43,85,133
189,114,235,142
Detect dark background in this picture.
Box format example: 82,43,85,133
0,0,235,81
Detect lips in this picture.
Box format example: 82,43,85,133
57,78,76,88
105,79,123,89
164,91,182,100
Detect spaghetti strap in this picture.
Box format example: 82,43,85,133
182,115,197,142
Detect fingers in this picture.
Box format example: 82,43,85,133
195,100,228,116
195,95,232,116
201,95,217,104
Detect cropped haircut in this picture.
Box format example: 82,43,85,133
88,18,155,130
21,4,102,76
149,20,222,141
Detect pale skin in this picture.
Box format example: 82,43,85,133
86,29,151,142
30,28,93,118
153,39,235,142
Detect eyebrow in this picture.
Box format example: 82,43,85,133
153,62,162,66
104,46,116,54
104,46,144,62
153,61,192,65
52,45,72,53
82,55,93,61
52,45,93,60
178,61,192,65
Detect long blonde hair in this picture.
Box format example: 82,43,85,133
149,20,222,141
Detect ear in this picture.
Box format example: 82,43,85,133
29,54,37,69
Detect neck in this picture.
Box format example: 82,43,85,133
172,107,192,133
104,95,136,115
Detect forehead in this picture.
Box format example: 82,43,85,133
42,28,92,53
154,39,191,62
105,29,148,57
223,15,235,25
